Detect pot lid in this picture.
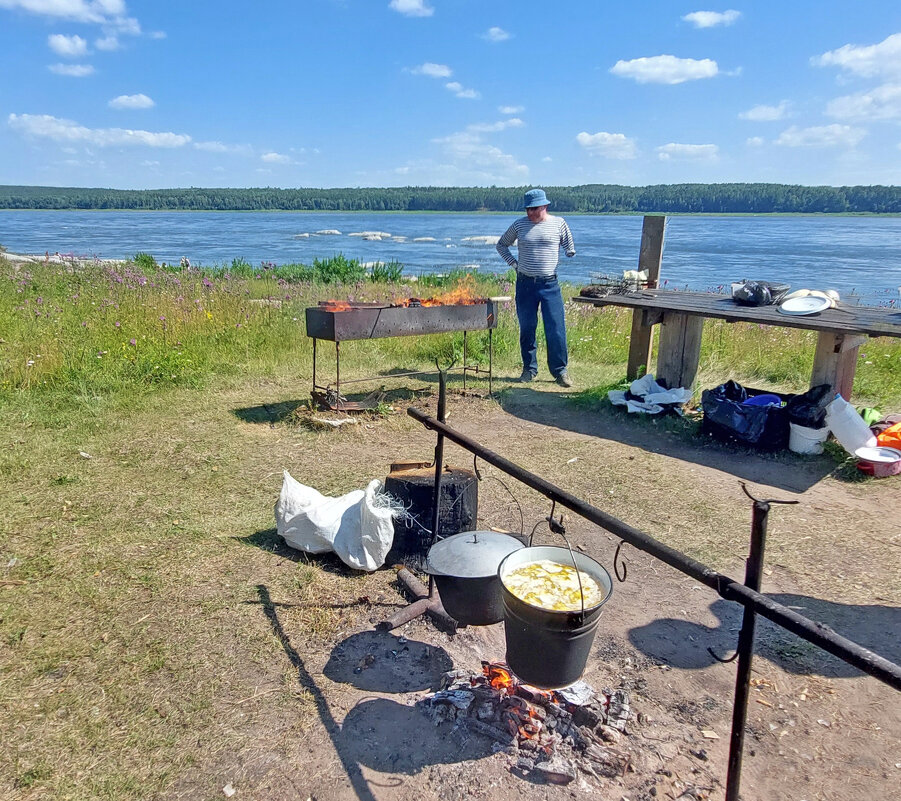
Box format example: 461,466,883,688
427,531,524,578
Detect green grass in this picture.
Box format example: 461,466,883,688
2,255,899,415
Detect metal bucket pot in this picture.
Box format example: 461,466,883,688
498,546,613,689
427,531,524,626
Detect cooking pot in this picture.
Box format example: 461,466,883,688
426,531,524,626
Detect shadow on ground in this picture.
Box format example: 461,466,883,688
497,386,837,493
628,594,901,678
254,584,492,798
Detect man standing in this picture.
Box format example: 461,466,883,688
496,188,576,387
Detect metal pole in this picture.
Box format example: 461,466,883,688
312,337,317,392
428,369,448,599
725,495,769,801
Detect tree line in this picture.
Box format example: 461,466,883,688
0,183,898,214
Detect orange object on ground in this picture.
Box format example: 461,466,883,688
876,422,901,449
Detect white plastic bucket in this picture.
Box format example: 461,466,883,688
789,423,829,455
824,396,877,454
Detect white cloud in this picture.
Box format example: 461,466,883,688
94,34,120,50
140,160,158,167
576,131,638,159
610,54,718,84
194,141,230,152
656,143,719,160
483,26,510,42
542,156,552,162
445,81,480,99
108,93,154,109
261,151,292,164
682,10,741,28
48,63,94,76
812,33,901,79
468,118,523,133
739,101,789,121
432,130,528,180
746,136,765,147
499,105,524,114
389,0,433,17
48,33,88,57
8,112,191,148
775,124,866,148
412,62,452,78
826,83,901,121
0,0,128,24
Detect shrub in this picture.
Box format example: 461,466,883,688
133,252,157,270
370,261,404,283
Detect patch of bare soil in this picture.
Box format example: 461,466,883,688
168,385,900,801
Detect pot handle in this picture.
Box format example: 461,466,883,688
528,501,586,620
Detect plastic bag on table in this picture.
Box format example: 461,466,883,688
731,280,791,306
275,470,398,572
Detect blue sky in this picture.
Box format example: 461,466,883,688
1,0,899,189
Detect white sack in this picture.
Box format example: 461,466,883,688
275,470,396,572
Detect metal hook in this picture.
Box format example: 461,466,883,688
613,540,629,582
708,645,739,664
740,481,799,507
472,454,482,481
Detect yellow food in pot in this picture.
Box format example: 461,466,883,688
504,559,602,611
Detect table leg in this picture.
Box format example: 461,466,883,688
811,333,867,401
656,311,704,390
627,307,664,380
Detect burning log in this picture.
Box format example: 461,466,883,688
418,661,636,786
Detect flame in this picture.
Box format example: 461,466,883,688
319,300,354,311
321,275,485,310
483,663,516,692
419,274,483,306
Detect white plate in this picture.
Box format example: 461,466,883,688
778,295,831,316
854,446,901,464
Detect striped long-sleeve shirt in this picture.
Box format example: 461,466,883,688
496,215,576,277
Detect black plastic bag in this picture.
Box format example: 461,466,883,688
731,280,791,306
785,384,832,429
701,380,791,450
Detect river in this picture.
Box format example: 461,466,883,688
1,210,898,304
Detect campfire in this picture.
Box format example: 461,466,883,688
418,661,633,785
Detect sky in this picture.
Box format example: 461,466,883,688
1,0,900,190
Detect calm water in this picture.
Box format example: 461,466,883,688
1,210,898,303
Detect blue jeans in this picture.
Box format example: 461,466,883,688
515,273,568,377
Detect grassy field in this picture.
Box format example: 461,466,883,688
1,254,899,799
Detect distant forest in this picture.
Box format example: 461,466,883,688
0,183,899,214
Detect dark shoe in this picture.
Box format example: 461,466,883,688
518,370,535,383
555,370,573,388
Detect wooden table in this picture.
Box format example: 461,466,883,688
573,290,901,398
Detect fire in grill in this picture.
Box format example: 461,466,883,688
305,298,498,341
306,285,501,409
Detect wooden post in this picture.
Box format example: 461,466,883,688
655,311,704,390
638,215,667,289
625,216,667,380
811,332,867,400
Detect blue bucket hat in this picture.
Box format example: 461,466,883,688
524,188,549,208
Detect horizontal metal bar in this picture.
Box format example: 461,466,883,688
406,407,901,692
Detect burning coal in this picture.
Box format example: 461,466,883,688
417,662,633,785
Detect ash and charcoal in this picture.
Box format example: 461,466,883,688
417,661,633,785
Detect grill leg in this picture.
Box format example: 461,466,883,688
489,328,493,396
463,331,468,391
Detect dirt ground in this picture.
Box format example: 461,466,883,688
164,381,899,801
